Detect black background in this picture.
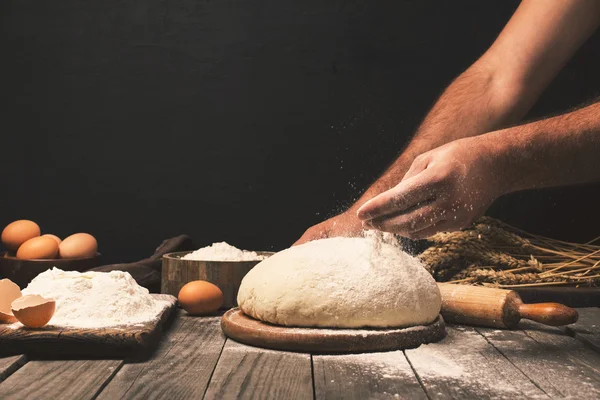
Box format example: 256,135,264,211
1,0,599,265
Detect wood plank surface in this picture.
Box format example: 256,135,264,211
204,339,313,400
564,307,600,352
313,350,426,399
0,294,177,357
0,359,122,400
0,355,27,383
405,326,548,399
97,312,225,400
479,322,600,398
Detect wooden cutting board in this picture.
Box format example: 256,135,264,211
221,308,446,353
0,294,177,357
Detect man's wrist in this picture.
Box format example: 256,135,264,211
476,128,520,198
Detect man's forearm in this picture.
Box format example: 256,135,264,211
348,62,530,211
486,101,600,194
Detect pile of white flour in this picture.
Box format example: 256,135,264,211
182,242,266,261
20,268,170,328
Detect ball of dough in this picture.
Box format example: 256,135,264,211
237,237,441,328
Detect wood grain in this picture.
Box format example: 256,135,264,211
0,359,122,400
405,326,548,399
0,294,177,357
564,307,600,352
313,350,426,399
438,284,514,328
97,312,225,400
0,355,27,383
204,339,313,400
221,308,446,353
479,322,600,398
516,301,578,327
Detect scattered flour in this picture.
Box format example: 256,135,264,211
405,342,465,379
19,268,170,328
324,350,413,380
182,242,266,261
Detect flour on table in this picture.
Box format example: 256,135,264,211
182,242,266,261
19,268,170,328
322,350,414,380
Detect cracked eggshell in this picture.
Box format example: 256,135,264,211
0,279,22,323
12,294,56,328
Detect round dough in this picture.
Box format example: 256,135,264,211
237,236,441,328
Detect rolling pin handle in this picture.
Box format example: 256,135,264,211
517,302,579,326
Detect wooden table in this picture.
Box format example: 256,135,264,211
0,308,599,399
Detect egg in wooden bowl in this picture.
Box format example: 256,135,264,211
1,220,41,252
16,236,59,260
0,221,101,288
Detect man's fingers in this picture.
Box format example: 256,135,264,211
362,203,444,235
357,172,436,221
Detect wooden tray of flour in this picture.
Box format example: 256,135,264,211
222,308,446,353
0,294,177,357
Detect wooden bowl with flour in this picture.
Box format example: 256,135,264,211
161,251,274,309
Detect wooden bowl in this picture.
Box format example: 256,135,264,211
161,251,274,309
0,252,101,289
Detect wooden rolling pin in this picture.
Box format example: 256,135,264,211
438,283,578,329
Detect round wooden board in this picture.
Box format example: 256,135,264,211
221,308,446,354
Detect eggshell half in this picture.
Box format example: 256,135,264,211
59,233,98,259
0,279,22,323
1,220,41,251
16,236,59,259
178,280,224,315
12,294,56,328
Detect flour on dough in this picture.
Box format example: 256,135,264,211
237,236,441,328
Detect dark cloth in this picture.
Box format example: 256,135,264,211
89,235,194,292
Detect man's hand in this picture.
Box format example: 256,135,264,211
357,137,503,239
295,0,600,244
293,210,364,246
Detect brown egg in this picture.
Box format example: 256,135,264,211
11,294,55,328
16,236,59,259
178,280,224,315
0,279,22,323
59,233,98,259
1,220,41,251
42,234,62,246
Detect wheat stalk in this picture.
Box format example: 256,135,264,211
421,216,600,288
